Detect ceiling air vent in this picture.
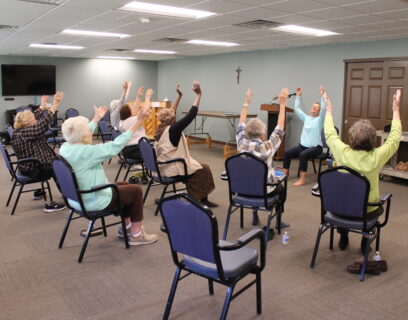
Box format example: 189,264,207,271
0,25,19,32
153,38,187,43
105,48,132,52
18,0,65,5
234,20,282,29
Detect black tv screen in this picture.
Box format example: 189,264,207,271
1,64,56,96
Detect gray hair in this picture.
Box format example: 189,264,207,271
62,116,90,144
110,99,120,111
348,119,376,151
245,118,267,140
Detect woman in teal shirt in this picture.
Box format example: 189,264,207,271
60,89,157,246
283,86,326,186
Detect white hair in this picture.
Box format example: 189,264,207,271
245,118,267,140
110,99,120,110
62,116,90,144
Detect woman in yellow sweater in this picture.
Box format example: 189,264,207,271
324,89,402,251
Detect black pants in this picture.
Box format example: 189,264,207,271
122,145,142,161
20,165,60,193
283,144,322,172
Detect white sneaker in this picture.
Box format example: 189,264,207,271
128,229,158,246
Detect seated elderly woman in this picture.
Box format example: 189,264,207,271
236,87,289,227
324,90,402,252
59,95,157,246
110,80,131,131
154,81,217,207
283,86,326,186
11,92,66,212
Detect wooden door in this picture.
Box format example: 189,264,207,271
343,59,408,143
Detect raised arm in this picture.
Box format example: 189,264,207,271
294,87,307,122
170,83,183,113
318,85,327,125
377,89,402,166
129,91,152,133
239,88,253,124
130,86,144,116
120,80,131,104
277,88,288,130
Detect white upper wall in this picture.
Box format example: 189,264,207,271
0,56,157,128
158,38,408,148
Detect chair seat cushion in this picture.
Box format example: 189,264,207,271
232,194,279,208
183,240,258,280
15,172,44,183
325,212,378,230
152,175,185,184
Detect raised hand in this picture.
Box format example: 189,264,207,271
52,91,64,106
145,88,154,100
278,88,289,105
137,86,145,99
319,85,325,97
176,83,182,96
296,87,302,96
40,95,49,106
245,88,253,104
393,89,401,112
93,105,108,122
123,81,131,90
325,94,332,113
192,80,201,95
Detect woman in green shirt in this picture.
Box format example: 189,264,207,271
324,90,402,251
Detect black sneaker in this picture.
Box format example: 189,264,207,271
201,199,218,208
44,202,66,213
33,189,46,200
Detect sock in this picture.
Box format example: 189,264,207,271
131,231,141,238
126,223,131,230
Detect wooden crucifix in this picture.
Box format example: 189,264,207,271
235,66,242,84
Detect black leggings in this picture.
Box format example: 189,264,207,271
283,144,322,172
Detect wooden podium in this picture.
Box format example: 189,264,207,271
260,104,293,160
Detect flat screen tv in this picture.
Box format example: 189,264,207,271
1,64,56,96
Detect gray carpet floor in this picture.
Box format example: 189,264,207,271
1,142,408,320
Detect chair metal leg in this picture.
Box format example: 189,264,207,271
121,218,129,249
256,272,262,315
329,227,334,250
45,180,53,202
310,225,324,268
276,205,282,235
59,209,75,248
360,235,371,281
163,267,182,320
143,180,153,204
208,279,214,296
220,286,234,320
312,159,317,174
318,159,323,175
240,206,245,229
6,180,17,206
124,164,132,181
223,205,233,240
101,217,108,237
10,183,24,215
78,220,96,263
155,185,169,216
376,227,381,251
115,163,124,181
264,212,273,246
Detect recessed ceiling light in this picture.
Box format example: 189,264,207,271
274,25,339,37
29,43,84,50
186,39,239,47
118,1,217,19
134,49,176,54
97,56,136,60
61,29,130,38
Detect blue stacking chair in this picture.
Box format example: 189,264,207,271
310,166,392,281
223,152,287,246
65,108,79,119
52,156,129,263
98,120,112,143
139,137,188,216
0,143,53,215
160,193,266,320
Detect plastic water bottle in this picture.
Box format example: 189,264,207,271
281,231,289,245
373,251,381,261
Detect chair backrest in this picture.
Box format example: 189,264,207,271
321,126,340,150
16,106,31,113
52,157,84,210
0,143,15,176
160,194,224,277
101,109,110,123
139,137,159,175
6,125,14,138
65,108,79,119
319,166,369,220
99,121,110,137
226,152,268,197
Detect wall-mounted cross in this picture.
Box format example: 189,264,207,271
235,66,242,84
